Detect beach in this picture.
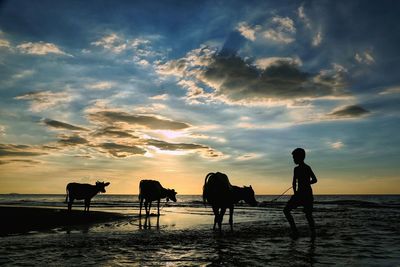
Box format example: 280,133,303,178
0,195,399,266
0,206,127,236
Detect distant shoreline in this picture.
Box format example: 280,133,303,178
0,206,128,236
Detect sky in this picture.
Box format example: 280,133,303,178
0,0,399,194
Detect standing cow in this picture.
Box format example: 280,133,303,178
203,172,258,232
65,181,110,212
139,180,177,217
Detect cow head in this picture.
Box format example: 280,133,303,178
243,185,258,206
166,189,177,202
96,181,110,193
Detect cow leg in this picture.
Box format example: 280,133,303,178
219,207,227,232
84,199,90,212
148,201,152,215
144,201,148,216
157,199,160,216
68,198,74,212
229,205,234,231
212,206,219,230
139,197,143,217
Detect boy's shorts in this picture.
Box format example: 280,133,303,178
285,193,313,214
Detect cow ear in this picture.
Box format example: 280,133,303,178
105,182,110,186
250,185,252,188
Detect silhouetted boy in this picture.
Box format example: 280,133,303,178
284,148,317,238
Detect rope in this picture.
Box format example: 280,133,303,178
158,200,169,212
269,186,292,203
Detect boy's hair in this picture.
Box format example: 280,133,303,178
292,148,306,161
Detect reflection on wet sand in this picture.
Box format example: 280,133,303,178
139,214,160,230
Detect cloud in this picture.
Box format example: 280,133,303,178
86,81,115,90
88,110,191,130
0,144,47,157
15,90,75,112
327,105,370,118
262,16,296,44
355,50,375,65
298,4,311,29
150,94,169,100
158,47,350,106
298,4,323,46
91,33,153,57
379,86,400,95
0,38,11,48
0,159,41,165
16,42,70,56
0,125,5,136
57,135,89,146
92,127,138,138
236,22,260,41
177,79,207,101
96,142,146,158
236,153,262,161
12,70,35,80
91,33,127,53
201,55,348,103
144,138,225,159
255,56,302,69
156,45,216,76
328,141,344,150
147,139,207,151
41,119,88,131
312,30,322,46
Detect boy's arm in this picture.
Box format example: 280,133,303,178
310,167,317,184
292,169,297,193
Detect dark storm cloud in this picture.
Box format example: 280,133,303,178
42,119,88,131
88,111,191,130
201,54,347,102
327,105,370,118
0,144,47,157
96,142,146,158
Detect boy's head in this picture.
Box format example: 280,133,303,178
292,148,305,164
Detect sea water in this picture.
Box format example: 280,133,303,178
0,194,399,266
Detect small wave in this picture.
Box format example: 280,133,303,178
315,200,400,209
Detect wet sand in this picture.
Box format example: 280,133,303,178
0,202,399,266
0,206,127,236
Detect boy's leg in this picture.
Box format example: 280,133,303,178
304,203,316,238
284,196,299,235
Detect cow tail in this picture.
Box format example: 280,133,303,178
203,172,214,206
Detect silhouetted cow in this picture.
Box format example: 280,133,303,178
139,180,177,217
65,181,110,212
203,172,257,232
